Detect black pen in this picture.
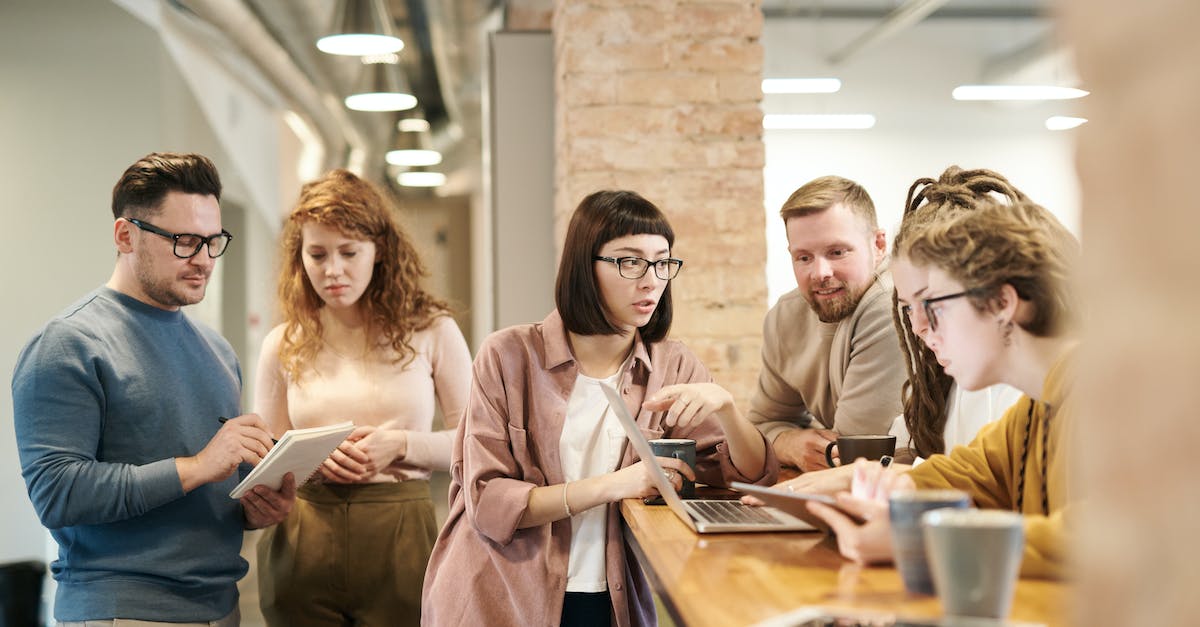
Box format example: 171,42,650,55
218,416,278,445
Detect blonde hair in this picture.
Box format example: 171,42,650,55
780,175,877,230
906,201,1079,336
894,167,1035,458
276,169,448,381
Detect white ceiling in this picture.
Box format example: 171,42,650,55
759,0,1080,134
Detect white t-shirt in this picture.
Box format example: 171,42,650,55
560,368,627,592
890,382,1024,465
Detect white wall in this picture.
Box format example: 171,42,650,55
488,31,556,330
762,17,1083,304
1,0,166,564
0,0,285,572
764,130,1080,303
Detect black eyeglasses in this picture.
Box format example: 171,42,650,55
903,290,981,332
594,255,684,280
125,218,233,259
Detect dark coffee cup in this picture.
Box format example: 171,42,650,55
824,434,897,467
649,438,696,498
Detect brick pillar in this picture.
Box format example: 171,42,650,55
1061,0,1200,624
553,0,766,405
505,0,553,30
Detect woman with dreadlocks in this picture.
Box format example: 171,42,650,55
805,172,1081,579
887,167,1028,462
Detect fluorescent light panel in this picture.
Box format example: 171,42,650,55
763,114,876,130
1045,116,1087,130
317,34,404,56
386,149,442,166
344,92,417,112
398,171,446,187
952,85,1089,101
762,78,842,94
397,118,430,132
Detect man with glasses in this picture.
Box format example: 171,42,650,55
749,176,907,472
12,152,295,626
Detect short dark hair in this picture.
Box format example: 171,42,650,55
555,190,676,343
111,152,222,219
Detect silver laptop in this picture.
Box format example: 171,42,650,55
600,382,814,533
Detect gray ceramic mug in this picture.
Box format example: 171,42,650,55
649,438,696,498
922,508,1026,618
888,489,972,595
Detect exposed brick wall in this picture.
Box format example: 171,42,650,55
552,0,766,405
505,0,553,30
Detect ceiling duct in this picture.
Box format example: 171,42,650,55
175,0,370,172
827,0,952,65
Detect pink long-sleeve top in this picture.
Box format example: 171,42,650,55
421,311,778,627
254,314,471,479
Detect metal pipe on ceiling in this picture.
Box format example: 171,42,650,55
177,0,370,173
826,0,952,65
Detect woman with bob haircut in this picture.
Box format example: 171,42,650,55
806,196,1081,580
253,169,472,626
421,190,777,627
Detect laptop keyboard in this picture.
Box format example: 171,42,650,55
687,499,781,525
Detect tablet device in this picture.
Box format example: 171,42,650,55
729,482,866,532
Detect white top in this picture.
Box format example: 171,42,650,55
560,368,627,593
890,382,1024,465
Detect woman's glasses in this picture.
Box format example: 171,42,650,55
594,256,684,280
902,290,981,332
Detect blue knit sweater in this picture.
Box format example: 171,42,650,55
12,287,246,622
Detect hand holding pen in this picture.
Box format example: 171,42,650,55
175,413,276,493
219,416,278,445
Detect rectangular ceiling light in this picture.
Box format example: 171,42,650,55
762,78,842,94
763,114,876,130
952,85,1089,101
1045,116,1088,130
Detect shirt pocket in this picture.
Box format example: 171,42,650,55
632,425,665,463
507,422,545,485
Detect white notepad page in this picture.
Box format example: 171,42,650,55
229,421,356,498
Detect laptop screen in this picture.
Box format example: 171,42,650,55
598,382,697,525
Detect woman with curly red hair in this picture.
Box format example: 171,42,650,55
253,169,471,626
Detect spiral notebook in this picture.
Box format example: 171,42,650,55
229,421,356,498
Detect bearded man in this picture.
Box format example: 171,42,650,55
749,176,906,472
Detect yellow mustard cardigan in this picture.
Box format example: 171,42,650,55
909,347,1075,579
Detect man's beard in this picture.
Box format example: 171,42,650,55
135,255,207,308
805,281,867,323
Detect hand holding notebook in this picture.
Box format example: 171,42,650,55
229,421,356,498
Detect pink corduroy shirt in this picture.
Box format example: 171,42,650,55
421,311,779,627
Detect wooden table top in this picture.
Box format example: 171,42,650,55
620,497,1068,627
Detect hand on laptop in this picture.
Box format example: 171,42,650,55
610,457,696,499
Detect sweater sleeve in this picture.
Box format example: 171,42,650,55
1019,508,1067,579
907,399,1028,511
748,302,811,442
403,315,473,471
253,325,293,438
13,322,184,530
